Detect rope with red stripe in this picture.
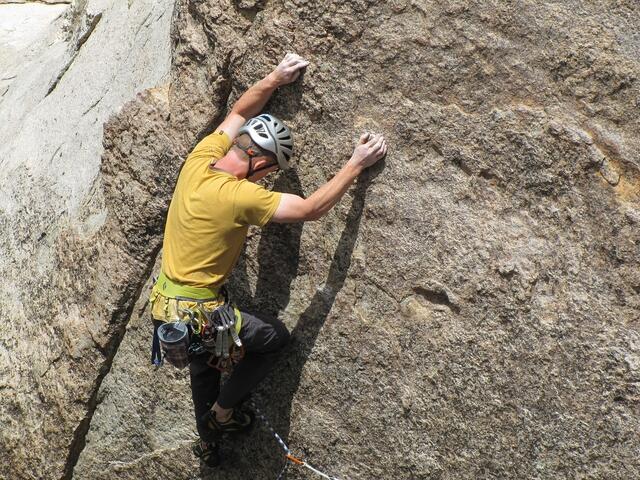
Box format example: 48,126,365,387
248,398,344,480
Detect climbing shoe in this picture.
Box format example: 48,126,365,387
192,439,220,468
201,405,255,435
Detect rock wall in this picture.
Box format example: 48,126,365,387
0,1,174,479
2,0,640,479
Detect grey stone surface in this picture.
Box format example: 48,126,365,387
0,3,69,99
0,0,174,479
0,1,70,4
3,0,640,479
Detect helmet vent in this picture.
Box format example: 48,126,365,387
241,114,294,169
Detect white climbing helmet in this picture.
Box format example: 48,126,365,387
238,114,293,169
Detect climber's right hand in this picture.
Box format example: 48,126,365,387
348,133,387,172
268,53,309,87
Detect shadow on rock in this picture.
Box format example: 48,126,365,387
229,168,304,318
214,161,384,479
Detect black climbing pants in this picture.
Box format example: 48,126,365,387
189,311,290,441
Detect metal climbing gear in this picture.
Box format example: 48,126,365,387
149,272,244,370
197,303,245,372
249,398,344,480
172,302,244,371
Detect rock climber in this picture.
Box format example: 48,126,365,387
149,52,387,467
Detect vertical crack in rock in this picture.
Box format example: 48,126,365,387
81,95,103,116
198,52,234,137
61,40,235,472
49,144,63,164
61,245,161,480
74,12,102,50
46,11,102,97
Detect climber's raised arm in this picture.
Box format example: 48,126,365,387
272,133,387,223
217,53,309,138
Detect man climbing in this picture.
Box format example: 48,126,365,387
149,53,387,467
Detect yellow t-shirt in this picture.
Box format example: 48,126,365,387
161,130,282,288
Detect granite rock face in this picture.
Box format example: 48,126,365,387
2,0,640,479
0,1,174,479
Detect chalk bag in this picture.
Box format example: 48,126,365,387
157,321,190,369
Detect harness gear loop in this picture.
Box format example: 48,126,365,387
149,272,243,369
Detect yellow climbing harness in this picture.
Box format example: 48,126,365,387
149,271,243,369
154,270,221,300
150,271,225,327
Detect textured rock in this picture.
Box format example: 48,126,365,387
0,1,174,479
3,0,640,479
74,1,640,479
0,1,70,3
0,3,68,98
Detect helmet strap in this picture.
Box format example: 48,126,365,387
246,156,255,179
249,161,278,177
235,139,277,179
235,142,257,178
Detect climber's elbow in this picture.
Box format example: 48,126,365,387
272,194,321,223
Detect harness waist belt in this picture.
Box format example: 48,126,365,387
155,271,221,300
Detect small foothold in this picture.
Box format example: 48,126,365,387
599,160,621,186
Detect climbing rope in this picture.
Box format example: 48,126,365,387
276,458,289,480
248,398,344,480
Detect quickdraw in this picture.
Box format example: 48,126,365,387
249,398,344,480
183,302,244,373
